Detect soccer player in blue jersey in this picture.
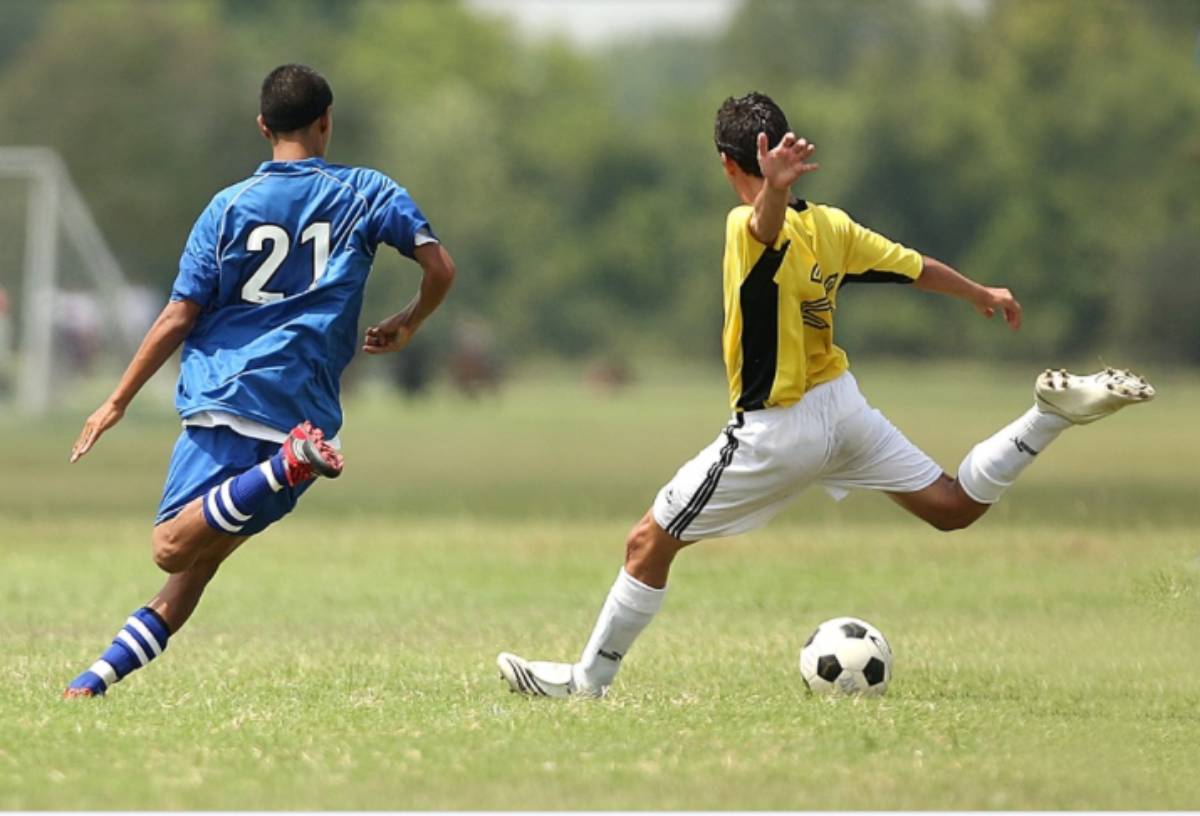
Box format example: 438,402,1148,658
63,64,455,697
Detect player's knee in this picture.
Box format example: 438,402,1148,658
623,514,678,565
623,519,654,563
916,479,987,532
152,525,191,573
927,504,983,532
622,516,685,589
928,514,969,532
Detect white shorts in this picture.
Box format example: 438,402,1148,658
652,372,943,541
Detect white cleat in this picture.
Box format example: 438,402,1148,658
1035,367,1155,425
496,652,601,699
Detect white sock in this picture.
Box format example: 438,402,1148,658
573,569,666,692
958,405,1072,503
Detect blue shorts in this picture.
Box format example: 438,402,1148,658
156,426,312,537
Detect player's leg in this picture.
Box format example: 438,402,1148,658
151,500,240,573
950,367,1154,511
498,511,691,699
153,421,343,573
885,473,988,531
568,510,686,693
624,508,689,588
825,368,1155,530
500,406,828,698
875,367,1155,529
62,534,244,699
63,422,343,698
147,534,246,632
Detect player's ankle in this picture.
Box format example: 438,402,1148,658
571,664,605,697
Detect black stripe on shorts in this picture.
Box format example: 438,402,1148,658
666,414,743,539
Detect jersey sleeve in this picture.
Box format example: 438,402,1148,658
170,198,223,308
725,206,772,280
368,177,436,259
835,208,923,283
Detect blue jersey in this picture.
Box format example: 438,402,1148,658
170,157,433,437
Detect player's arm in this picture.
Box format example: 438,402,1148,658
362,243,456,354
838,211,1021,331
70,299,201,463
914,256,1021,330
749,132,819,246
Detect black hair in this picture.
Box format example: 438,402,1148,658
260,64,333,134
713,92,791,177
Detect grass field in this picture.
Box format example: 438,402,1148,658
3,361,1199,809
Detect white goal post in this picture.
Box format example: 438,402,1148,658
0,147,138,414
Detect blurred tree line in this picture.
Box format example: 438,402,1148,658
0,0,1197,367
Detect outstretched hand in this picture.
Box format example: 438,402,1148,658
974,286,1022,330
757,131,819,191
362,310,418,355
70,400,125,463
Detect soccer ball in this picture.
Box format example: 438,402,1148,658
799,616,893,696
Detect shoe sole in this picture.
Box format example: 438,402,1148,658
298,438,343,479
62,688,102,699
1036,367,1154,424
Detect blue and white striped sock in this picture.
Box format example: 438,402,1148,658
67,607,170,695
200,454,288,535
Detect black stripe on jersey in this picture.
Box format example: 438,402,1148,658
838,269,916,288
666,415,743,539
737,241,790,412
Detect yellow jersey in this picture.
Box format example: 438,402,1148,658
722,200,923,411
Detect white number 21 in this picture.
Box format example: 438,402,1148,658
241,222,330,304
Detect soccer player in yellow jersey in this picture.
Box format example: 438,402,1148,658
497,92,1154,698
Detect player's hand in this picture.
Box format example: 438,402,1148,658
757,131,819,192
974,286,1022,331
70,399,125,463
362,312,418,354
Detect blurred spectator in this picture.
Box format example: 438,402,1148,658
390,332,434,398
448,316,504,398
54,289,103,374
119,285,162,341
52,286,161,377
584,354,635,394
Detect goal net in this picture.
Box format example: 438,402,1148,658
0,147,148,415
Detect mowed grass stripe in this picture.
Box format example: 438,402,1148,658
1,364,1198,808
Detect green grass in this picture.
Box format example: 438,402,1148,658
3,361,1199,809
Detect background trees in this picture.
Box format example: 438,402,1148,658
1,0,1196,366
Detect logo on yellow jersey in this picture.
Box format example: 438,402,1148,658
800,271,838,330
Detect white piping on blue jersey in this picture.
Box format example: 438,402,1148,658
216,165,374,278
215,174,272,274
331,198,367,253
312,166,370,253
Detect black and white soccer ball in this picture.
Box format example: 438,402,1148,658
799,616,893,696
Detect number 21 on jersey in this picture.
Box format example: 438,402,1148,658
242,222,330,304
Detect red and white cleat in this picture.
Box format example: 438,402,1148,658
281,421,344,485
62,687,101,699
